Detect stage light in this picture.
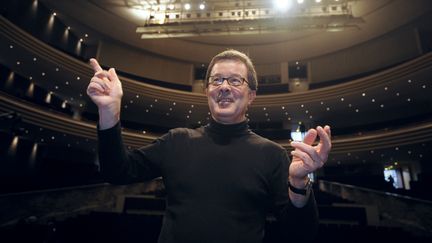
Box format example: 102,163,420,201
273,0,293,12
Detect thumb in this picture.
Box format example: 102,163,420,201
303,128,317,145
108,68,119,82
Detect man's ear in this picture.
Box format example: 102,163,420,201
248,90,256,105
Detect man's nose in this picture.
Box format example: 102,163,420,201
219,79,231,90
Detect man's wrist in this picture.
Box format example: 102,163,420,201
289,176,309,188
98,107,120,130
288,177,312,196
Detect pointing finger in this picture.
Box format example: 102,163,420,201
89,58,103,73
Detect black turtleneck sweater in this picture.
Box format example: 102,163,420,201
98,120,318,243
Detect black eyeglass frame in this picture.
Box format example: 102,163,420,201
207,75,250,87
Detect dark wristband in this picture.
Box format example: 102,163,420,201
288,178,312,195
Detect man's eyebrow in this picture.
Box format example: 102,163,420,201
210,73,242,76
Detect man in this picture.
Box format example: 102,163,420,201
87,49,331,243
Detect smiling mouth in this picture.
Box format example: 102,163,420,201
217,98,234,104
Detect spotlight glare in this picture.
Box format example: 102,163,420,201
184,3,191,10
273,0,293,12
199,3,205,10
297,0,304,3
130,9,150,19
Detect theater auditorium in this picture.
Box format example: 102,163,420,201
0,0,431,242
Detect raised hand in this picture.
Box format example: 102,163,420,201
86,58,123,129
289,125,332,181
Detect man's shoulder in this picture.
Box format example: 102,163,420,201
248,131,286,152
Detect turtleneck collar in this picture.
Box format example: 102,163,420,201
205,118,250,138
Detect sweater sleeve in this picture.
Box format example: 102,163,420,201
270,149,319,242
97,122,165,184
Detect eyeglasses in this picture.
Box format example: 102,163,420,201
208,75,249,87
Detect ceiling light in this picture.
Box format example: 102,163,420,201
199,3,205,10
130,9,150,19
184,3,191,10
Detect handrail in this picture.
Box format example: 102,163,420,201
1,91,431,153
0,92,154,147
319,180,432,204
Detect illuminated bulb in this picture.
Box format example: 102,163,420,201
199,3,205,10
184,3,191,10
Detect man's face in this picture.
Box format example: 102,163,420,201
206,60,256,124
